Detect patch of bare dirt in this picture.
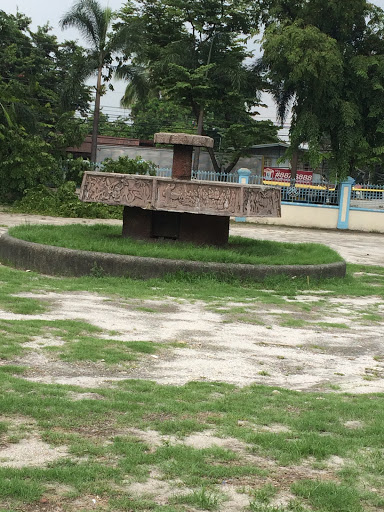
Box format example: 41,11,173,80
0,436,68,468
126,469,187,505
68,391,105,401
0,289,382,393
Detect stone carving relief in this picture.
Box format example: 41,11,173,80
80,174,153,207
244,188,281,217
80,172,281,218
156,182,242,215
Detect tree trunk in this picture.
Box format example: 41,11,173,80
224,156,240,174
90,65,103,164
192,108,204,171
207,147,220,172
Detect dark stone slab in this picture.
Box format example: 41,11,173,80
122,207,229,246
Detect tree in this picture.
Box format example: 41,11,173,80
116,0,278,172
129,98,195,139
85,112,133,138
0,10,91,202
260,0,384,180
60,0,123,162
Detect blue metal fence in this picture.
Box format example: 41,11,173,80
351,184,384,200
192,170,239,182
155,168,339,206
155,168,384,209
351,183,384,210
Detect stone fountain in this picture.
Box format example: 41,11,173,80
79,132,281,245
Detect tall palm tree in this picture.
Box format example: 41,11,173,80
60,0,117,163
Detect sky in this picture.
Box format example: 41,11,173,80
3,0,384,138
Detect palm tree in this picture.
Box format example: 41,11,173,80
60,0,117,163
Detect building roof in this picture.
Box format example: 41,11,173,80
249,142,290,149
67,135,154,155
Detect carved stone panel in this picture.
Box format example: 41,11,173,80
79,172,281,218
80,173,154,208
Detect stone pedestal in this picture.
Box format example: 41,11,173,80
172,145,193,180
79,130,281,248
154,132,214,181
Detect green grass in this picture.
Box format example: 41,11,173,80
0,258,383,317
0,262,383,510
0,318,163,365
0,371,384,510
172,487,221,509
292,480,364,512
8,223,344,266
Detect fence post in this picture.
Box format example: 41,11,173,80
235,168,251,222
337,176,355,229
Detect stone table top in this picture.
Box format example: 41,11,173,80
154,132,214,148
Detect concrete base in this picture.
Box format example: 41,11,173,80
0,233,347,280
122,206,229,246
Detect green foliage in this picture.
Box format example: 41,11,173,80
62,156,92,186
0,10,91,202
117,0,277,171
14,182,122,219
261,0,384,179
0,129,61,203
130,98,195,139
85,112,133,138
101,155,157,175
60,0,128,162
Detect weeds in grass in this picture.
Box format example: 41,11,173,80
172,487,221,510
0,262,383,313
250,483,278,503
292,480,364,512
279,316,308,328
314,322,350,329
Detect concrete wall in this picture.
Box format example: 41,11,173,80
245,203,340,230
243,202,384,233
349,208,384,233
97,145,264,173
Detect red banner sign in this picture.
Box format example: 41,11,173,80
263,168,313,184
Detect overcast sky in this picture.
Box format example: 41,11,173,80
3,0,384,135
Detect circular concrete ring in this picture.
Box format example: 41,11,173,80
0,233,346,281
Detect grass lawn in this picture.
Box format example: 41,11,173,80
8,223,344,266
0,264,383,511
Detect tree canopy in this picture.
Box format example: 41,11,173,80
116,0,278,172
261,0,384,180
0,10,91,201
60,0,127,162
2,0,384,197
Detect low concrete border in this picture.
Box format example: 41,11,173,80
0,233,346,281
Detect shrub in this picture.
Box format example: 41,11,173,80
0,129,61,203
100,155,157,175
14,182,122,219
62,156,93,186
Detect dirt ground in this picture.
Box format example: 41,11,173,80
1,213,384,512
0,212,383,395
